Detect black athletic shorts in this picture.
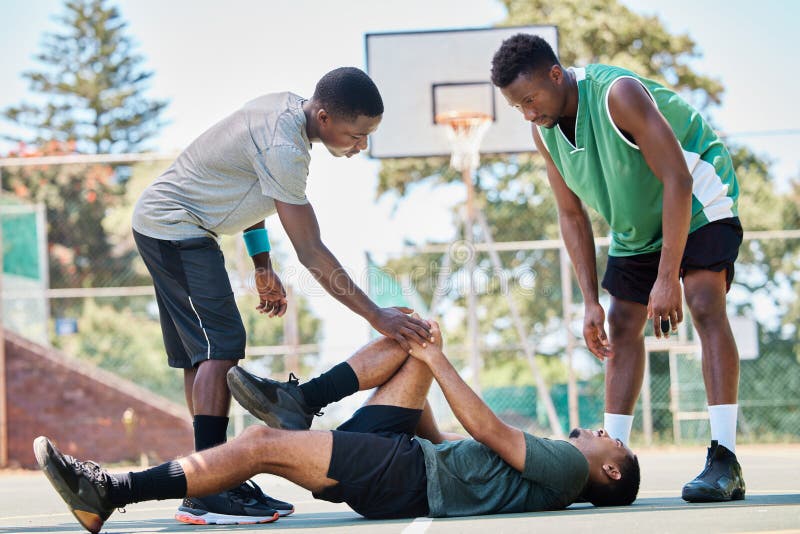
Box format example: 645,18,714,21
313,405,429,519
601,217,743,306
133,230,246,368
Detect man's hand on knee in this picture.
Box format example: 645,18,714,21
408,318,444,364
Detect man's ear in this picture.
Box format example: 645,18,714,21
602,463,622,481
550,64,564,84
316,109,330,126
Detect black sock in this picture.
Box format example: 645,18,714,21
109,461,186,506
298,362,359,409
193,415,229,451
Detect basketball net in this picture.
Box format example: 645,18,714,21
435,111,492,173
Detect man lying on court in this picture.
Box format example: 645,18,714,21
35,320,639,532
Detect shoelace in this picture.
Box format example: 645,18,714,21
228,482,259,504
65,455,109,487
234,480,279,507
287,372,323,417
65,455,126,512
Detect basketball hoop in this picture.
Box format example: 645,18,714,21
435,111,493,173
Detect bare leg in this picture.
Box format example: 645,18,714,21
364,356,433,409
346,337,411,391
605,297,649,414
180,354,437,504
184,367,198,415
683,270,739,405
680,270,745,502
415,400,466,443
192,360,238,416
179,426,337,497
415,400,443,441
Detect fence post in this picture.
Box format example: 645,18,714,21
0,210,7,467
669,350,681,444
284,285,300,372
642,351,653,446
559,245,579,430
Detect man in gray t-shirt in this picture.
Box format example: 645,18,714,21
129,67,432,524
37,321,640,533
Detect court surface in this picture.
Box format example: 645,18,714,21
1,444,798,533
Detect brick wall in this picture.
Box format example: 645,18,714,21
3,330,193,469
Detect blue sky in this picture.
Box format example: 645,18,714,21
1,0,797,362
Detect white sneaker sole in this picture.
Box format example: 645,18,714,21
175,509,279,525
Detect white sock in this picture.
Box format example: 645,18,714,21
604,413,634,446
708,404,738,453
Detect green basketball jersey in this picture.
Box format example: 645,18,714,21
538,64,739,256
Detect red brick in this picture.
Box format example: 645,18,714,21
3,331,193,468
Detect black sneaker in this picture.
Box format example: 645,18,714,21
238,479,294,517
227,367,318,430
175,481,280,525
682,440,746,502
33,436,115,534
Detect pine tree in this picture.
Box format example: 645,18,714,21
3,0,167,154
1,0,167,289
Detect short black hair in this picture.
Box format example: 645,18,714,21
584,453,641,507
490,34,561,88
312,67,384,120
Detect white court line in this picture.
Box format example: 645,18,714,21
0,498,342,523
402,517,433,534
638,489,800,496
0,505,176,522
0,500,337,523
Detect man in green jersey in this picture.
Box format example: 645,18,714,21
35,322,639,532
491,34,744,502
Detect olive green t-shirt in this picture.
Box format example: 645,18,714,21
417,433,589,517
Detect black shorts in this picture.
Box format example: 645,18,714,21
313,405,429,519
133,230,246,368
601,217,743,305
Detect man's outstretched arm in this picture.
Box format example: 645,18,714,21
532,127,611,361
274,200,431,352
409,322,526,471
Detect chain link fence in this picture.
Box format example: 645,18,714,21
2,158,798,445
379,230,800,445
0,158,321,411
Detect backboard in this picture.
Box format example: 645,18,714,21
365,25,558,159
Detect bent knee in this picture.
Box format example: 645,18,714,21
239,424,275,443
402,356,432,375
608,307,646,341
686,286,727,325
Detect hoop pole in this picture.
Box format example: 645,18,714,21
436,112,492,394
476,210,565,438
463,166,481,395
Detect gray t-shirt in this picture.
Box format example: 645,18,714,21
132,92,311,240
418,433,589,517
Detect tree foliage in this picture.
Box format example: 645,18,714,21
1,0,167,289
376,0,799,378
1,143,126,289
2,0,167,153
377,0,723,197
